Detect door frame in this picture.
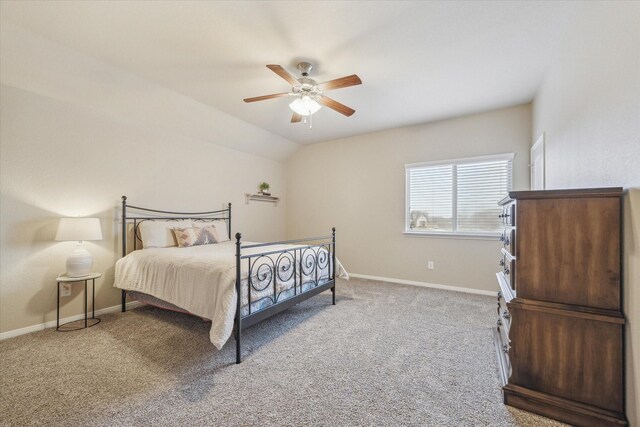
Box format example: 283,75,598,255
531,133,545,190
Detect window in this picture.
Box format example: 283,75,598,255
405,153,514,237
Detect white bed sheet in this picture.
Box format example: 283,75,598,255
114,241,348,349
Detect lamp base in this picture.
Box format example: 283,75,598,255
66,243,93,277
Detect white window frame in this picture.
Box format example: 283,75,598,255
404,153,514,240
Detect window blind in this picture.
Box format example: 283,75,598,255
406,154,513,236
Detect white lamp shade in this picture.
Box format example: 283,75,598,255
289,96,322,116
55,218,103,241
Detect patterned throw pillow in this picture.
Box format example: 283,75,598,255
172,225,220,248
193,220,229,242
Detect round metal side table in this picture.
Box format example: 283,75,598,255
56,273,102,331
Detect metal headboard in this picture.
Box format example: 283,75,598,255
120,195,231,256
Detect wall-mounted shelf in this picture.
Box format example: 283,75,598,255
245,193,279,206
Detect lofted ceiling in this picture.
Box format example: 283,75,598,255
0,1,571,145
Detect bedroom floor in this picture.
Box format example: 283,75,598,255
0,278,564,426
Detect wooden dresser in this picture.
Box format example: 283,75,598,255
493,187,626,427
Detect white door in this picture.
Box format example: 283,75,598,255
531,134,545,190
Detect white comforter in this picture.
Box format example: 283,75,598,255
114,241,348,349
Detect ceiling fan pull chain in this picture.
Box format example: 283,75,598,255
309,110,313,130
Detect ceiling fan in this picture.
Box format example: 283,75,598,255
243,62,362,126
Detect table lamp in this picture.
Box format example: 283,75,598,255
55,217,103,277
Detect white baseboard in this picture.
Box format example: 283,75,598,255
0,301,142,341
349,273,496,297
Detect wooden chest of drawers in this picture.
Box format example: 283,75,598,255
493,187,626,427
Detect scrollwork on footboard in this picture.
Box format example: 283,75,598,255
244,243,333,315
234,229,337,364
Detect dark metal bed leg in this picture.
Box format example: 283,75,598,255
235,324,241,364
332,227,337,305
235,232,242,364
121,196,127,313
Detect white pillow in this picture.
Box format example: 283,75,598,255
194,220,230,242
139,219,193,248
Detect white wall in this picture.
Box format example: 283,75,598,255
0,23,294,334
532,2,640,425
287,104,531,292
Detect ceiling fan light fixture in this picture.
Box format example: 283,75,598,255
289,95,322,116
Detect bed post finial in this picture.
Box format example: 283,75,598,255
122,195,127,202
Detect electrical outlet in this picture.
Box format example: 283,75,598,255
60,284,72,297
427,261,434,270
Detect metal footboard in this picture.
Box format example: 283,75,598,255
233,228,336,363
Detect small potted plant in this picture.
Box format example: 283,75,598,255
259,182,271,196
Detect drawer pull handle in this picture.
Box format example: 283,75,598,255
504,238,510,245
502,344,510,354
500,235,505,242
504,267,510,275
499,259,505,267
503,312,510,320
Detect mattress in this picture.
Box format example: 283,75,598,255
114,241,348,349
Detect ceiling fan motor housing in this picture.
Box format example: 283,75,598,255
296,62,313,77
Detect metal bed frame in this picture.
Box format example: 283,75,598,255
120,196,336,364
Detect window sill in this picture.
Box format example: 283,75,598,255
403,231,501,241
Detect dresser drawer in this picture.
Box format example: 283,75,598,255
508,302,624,413
494,314,512,386
504,259,515,290
497,292,511,332
495,291,511,354
498,314,510,351
500,249,516,291
499,202,516,226
500,228,515,254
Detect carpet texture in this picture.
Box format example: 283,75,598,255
0,278,564,426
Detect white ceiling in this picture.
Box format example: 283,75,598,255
0,1,571,145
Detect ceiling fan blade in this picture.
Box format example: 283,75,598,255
266,64,300,86
319,96,356,117
317,74,362,91
291,113,302,123
243,92,289,103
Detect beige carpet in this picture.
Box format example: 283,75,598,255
0,278,564,426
